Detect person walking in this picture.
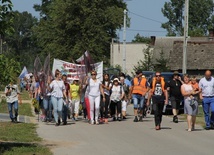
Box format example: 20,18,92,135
62,74,71,125
119,73,129,119
69,76,80,121
5,80,22,123
181,74,200,132
199,70,214,130
129,70,149,122
48,69,67,126
110,78,124,121
86,70,105,125
167,71,183,123
147,72,168,130
100,73,112,123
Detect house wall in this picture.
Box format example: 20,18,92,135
110,43,149,75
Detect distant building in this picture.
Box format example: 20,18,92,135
110,42,150,75
152,34,214,75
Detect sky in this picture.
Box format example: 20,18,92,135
11,0,169,42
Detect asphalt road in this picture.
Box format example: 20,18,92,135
37,105,214,155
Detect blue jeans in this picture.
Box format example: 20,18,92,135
132,94,145,110
202,97,214,127
51,96,63,123
7,100,18,121
43,97,53,121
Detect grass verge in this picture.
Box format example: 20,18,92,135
0,122,52,155
0,91,52,155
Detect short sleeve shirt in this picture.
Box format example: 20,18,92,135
50,80,65,98
88,79,101,97
199,77,214,97
167,79,182,98
5,84,20,103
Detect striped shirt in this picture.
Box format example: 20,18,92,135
49,80,65,98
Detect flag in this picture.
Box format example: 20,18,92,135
19,66,28,79
33,56,42,78
76,51,89,63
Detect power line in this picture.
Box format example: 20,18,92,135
128,11,163,24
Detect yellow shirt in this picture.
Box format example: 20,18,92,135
70,84,80,99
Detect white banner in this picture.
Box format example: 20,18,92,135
52,59,103,81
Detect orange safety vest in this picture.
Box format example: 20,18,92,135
151,77,166,94
132,77,147,95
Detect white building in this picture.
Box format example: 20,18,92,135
110,42,149,75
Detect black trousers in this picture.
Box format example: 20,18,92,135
110,100,122,117
100,94,110,118
152,96,164,126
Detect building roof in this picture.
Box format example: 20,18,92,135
152,36,212,70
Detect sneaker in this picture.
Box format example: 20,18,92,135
173,116,178,123
133,116,138,122
117,117,121,121
139,116,143,122
63,121,67,125
112,117,116,121
58,119,61,125
95,121,99,125
122,116,127,119
205,126,210,130
90,120,94,125
55,123,59,126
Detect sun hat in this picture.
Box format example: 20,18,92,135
73,76,79,81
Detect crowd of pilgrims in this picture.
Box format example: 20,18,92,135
25,69,134,126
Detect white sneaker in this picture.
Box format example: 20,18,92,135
90,120,94,125
95,120,99,125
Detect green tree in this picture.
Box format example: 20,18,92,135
33,0,127,64
0,54,21,88
161,0,214,36
0,0,14,36
132,33,151,44
154,49,170,72
4,11,39,69
132,46,153,75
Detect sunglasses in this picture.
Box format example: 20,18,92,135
155,75,161,77
91,74,96,76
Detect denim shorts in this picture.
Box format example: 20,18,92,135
132,94,145,109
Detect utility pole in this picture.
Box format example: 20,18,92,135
123,9,127,72
183,0,189,74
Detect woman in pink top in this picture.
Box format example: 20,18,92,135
181,74,200,132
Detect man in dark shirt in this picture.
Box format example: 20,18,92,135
167,71,183,123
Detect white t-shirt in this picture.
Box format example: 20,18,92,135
49,80,65,98
103,81,112,96
5,84,20,103
110,85,124,101
88,79,101,97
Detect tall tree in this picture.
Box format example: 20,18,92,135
33,0,127,64
0,0,14,36
161,0,214,36
132,33,151,44
4,11,39,69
